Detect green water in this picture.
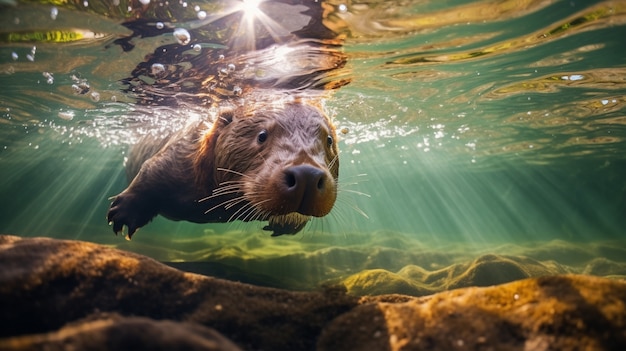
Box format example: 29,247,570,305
0,0,625,292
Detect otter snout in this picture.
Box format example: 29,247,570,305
280,165,336,217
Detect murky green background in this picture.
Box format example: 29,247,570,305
1,0,625,292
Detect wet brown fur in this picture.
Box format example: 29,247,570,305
107,101,338,238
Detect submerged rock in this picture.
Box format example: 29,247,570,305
320,274,626,350
0,235,625,350
2,313,241,351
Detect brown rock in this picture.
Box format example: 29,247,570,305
0,313,241,351
1,235,625,351
319,275,626,350
0,235,357,350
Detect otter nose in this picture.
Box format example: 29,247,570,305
282,165,330,216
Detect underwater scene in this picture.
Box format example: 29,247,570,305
1,0,626,300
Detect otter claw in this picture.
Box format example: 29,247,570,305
106,192,154,240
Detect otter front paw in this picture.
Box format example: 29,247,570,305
263,220,308,237
107,192,156,239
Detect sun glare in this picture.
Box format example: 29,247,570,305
241,0,263,19
231,0,294,51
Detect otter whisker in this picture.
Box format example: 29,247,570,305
227,200,261,223
237,206,261,223
328,154,339,170
249,201,273,222
224,197,248,211
203,194,247,214
237,198,272,223
337,172,370,198
337,172,368,184
228,202,252,222
335,195,370,219
210,185,245,197
198,187,241,202
198,181,246,202
216,167,254,180
338,188,371,198
215,180,247,187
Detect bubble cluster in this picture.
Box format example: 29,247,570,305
70,74,90,95
173,28,191,45
26,46,36,62
42,72,54,84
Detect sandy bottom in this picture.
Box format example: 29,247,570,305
1,234,625,350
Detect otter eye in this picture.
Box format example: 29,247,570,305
257,130,268,144
326,135,334,147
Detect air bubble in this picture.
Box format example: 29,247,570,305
50,7,58,20
173,28,191,45
11,52,18,60
192,44,201,52
26,54,34,62
156,22,164,29
197,10,207,20
139,0,150,5
58,110,75,121
90,91,100,102
151,63,165,76
338,4,347,13
227,63,236,72
194,5,200,11
232,86,242,96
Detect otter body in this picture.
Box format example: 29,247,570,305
107,102,339,238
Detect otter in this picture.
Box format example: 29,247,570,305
106,0,349,238
107,101,339,238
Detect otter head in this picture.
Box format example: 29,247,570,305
202,102,339,236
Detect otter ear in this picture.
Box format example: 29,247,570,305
216,106,235,126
